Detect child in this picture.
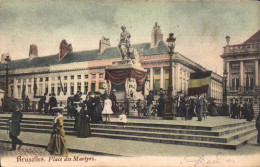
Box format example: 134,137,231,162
118,111,127,127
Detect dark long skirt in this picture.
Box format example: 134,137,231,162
77,117,91,138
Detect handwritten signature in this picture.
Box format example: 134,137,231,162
181,152,236,167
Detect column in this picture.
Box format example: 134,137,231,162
160,67,164,89
48,76,51,95
54,76,58,96
67,75,71,96
88,73,92,92
240,61,244,86
74,75,77,94
13,78,18,98
81,74,84,93
226,62,230,88
96,73,99,92
36,78,40,96
25,79,28,96
255,60,259,86
150,68,153,90
175,63,179,92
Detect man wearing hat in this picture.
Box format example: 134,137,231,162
8,106,23,151
110,89,118,115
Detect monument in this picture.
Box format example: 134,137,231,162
105,26,147,115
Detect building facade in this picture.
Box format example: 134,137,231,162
220,30,260,115
0,23,222,104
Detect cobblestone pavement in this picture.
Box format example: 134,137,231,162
0,142,88,158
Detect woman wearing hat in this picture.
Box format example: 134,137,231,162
47,110,68,157
77,104,91,138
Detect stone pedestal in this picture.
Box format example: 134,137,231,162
106,59,147,115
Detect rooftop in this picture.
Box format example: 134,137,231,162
0,42,169,71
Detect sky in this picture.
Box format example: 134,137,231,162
0,0,259,75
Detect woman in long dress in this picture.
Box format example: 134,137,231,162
77,105,91,138
74,102,81,132
47,111,68,157
102,96,114,122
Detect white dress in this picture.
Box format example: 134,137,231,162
102,99,114,115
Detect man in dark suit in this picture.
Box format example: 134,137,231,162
8,106,23,151
49,93,57,116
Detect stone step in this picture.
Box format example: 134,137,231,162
0,124,256,150
90,131,258,150
0,120,255,137
0,117,252,131
90,122,256,136
0,121,256,143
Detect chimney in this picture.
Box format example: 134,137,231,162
59,39,73,60
151,22,163,48
29,44,38,60
1,52,10,64
99,36,111,54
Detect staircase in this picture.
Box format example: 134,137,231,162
0,115,257,150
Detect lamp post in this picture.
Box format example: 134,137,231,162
223,69,228,104
225,36,231,45
163,33,176,120
3,55,11,112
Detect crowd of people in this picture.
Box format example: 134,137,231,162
230,99,255,121
6,89,260,157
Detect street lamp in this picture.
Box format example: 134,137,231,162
225,36,231,45
163,33,176,120
223,69,228,104
3,54,11,112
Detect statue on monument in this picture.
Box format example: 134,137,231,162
118,26,131,60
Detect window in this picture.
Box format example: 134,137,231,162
18,79,21,84
70,83,74,95
154,79,160,91
231,78,239,90
64,76,67,80
64,83,67,95
18,86,21,96
84,82,88,94
91,82,95,92
39,78,43,82
28,85,31,94
45,77,49,81
57,76,61,80
164,68,169,75
45,84,48,94
77,75,81,79
99,82,104,89
92,74,96,79
51,84,55,94
71,75,74,80
57,86,61,96
84,75,88,79
154,68,160,75
99,73,104,78
29,78,32,82
77,82,81,92
246,78,254,90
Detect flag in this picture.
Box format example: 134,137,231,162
187,71,212,96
